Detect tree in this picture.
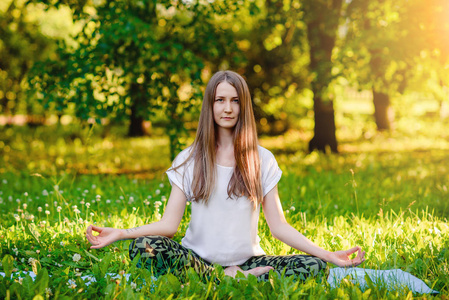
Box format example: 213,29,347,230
0,0,55,121
302,0,344,152
29,0,237,159
342,0,449,131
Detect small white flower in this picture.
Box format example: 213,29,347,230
155,189,160,195
86,203,90,208
57,206,62,212
119,196,124,200
45,203,49,207
90,212,94,217
24,192,28,196
80,200,85,205
28,257,36,265
67,280,77,289
130,282,137,289
161,196,167,202
92,184,96,189
54,201,58,206
21,258,25,263
154,201,162,208
119,270,125,275
72,253,81,262
60,241,65,246
14,214,20,221
18,277,23,285
132,207,136,211
84,189,89,194
45,287,53,297
38,207,42,212
74,209,80,214
3,179,8,184
159,183,164,188
23,203,27,209
106,199,111,204
42,190,48,196
96,194,101,199
290,206,295,211
45,210,50,215
129,196,134,202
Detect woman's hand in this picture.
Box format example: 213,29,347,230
224,265,273,278
86,225,123,249
327,246,366,267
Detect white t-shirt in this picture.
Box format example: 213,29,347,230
166,145,282,266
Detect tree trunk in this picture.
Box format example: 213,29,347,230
304,0,343,153
309,96,338,152
128,83,146,137
372,88,394,131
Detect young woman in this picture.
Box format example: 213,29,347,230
86,70,365,281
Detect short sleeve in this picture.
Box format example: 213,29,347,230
166,148,193,201
259,146,282,197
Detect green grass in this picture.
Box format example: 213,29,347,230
1,120,449,299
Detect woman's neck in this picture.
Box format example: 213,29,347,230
215,128,235,167
216,127,234,148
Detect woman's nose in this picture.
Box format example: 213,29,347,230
224,100,232,112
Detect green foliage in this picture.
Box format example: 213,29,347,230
0,0,56,116
28,0,240,159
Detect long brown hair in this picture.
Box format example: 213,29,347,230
174,70,263,207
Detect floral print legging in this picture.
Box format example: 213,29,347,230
129,235,328,281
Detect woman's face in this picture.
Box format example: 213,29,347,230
213,81,240,130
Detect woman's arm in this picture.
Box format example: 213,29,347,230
86,184,187,249
262,185,365,267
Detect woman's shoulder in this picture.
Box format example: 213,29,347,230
257,145,276,160
171,146,194,167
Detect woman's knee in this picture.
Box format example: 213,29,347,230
129,235,172,259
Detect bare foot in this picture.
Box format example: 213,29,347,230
224,265,273,278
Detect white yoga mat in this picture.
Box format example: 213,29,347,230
327,267,438,294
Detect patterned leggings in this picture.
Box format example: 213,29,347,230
129,236,328,281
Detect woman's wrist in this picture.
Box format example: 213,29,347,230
118,228,128,240
320,250,334,263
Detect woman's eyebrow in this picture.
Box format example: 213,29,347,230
215,95,239,99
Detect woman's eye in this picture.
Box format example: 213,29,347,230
232,99,239,103
215,99,223,102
